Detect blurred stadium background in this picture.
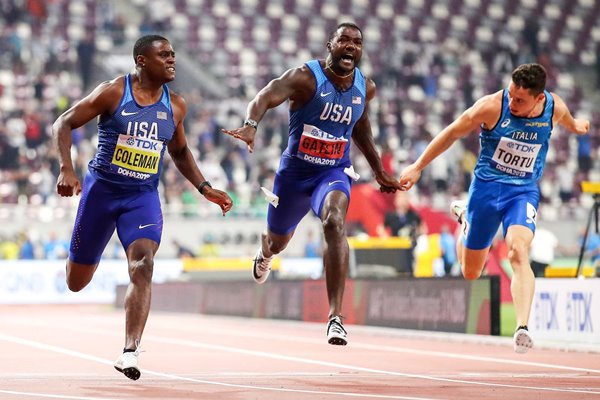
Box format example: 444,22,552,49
0,0,598,282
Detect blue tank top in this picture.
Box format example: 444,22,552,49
88,74,176,190
278,60,366,174
474,89,554,185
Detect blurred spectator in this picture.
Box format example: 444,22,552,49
596,42,600,89
556,161,575,205
529,227,559,277
304,230,321,258
577,134,593,177
522,17,540,59
439,224,457,276
0,235,19,259
380,192,422,273
42,232,69,260
172,239,195,258
198,233,220,257
17,232,35,259
110,14,126,46
579,230,600,276
76,31,96,90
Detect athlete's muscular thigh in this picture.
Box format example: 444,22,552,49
66,260,98,292
69,174,119,265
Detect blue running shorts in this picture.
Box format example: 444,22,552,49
69,171,163,264
463,177,539,250
267,167,352,235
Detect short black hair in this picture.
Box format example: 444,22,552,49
511,63,547,96
133,34,169,62
328,22,363,42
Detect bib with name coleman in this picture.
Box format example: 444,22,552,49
89,74,175,190
474,89,554,185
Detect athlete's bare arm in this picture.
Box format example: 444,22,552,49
399,91,503,191
53,77,125,197
352,78,401,193
551,93,590,135
168,92,233,215
221,66,315,153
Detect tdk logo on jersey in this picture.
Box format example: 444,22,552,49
320,103,353,125
506,141,537,153
126,121,159,139
129,137,159,150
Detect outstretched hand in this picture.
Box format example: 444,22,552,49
375,170,404,193
203,188,234,216
398,163,422,191
221,126,257,153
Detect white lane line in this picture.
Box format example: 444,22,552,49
0,390,118,400
350,342,600,375
0,333,439,400
138,318,600,375
5,314,600,394
11,314,600,375
142,333,600,396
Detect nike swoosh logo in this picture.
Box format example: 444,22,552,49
320,92,331,97
121,110,138,116
138,223,157,229
328,180,343,186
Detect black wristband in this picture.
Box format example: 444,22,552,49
197,181,212,195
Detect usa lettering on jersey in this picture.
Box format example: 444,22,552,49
126,121,159,139
319,102,353,125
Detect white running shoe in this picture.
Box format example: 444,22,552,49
326,316,348,346
252,248,273,284
450,200,467,224
114,348,141,380
513,328,534,354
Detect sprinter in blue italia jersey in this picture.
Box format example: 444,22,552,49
53,35,232,380
223,22,402,346
399,63,589,354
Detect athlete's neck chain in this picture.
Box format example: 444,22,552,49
325,61,355,79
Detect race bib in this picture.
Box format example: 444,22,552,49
297,124,348,166
111,134,163,179
490,137,540,178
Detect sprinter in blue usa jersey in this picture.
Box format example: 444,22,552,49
223,22,402,346
53,35,233,380
399,63,589,353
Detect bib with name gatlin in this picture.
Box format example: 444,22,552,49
89,74,176,189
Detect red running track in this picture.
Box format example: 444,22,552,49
0,305,598,400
